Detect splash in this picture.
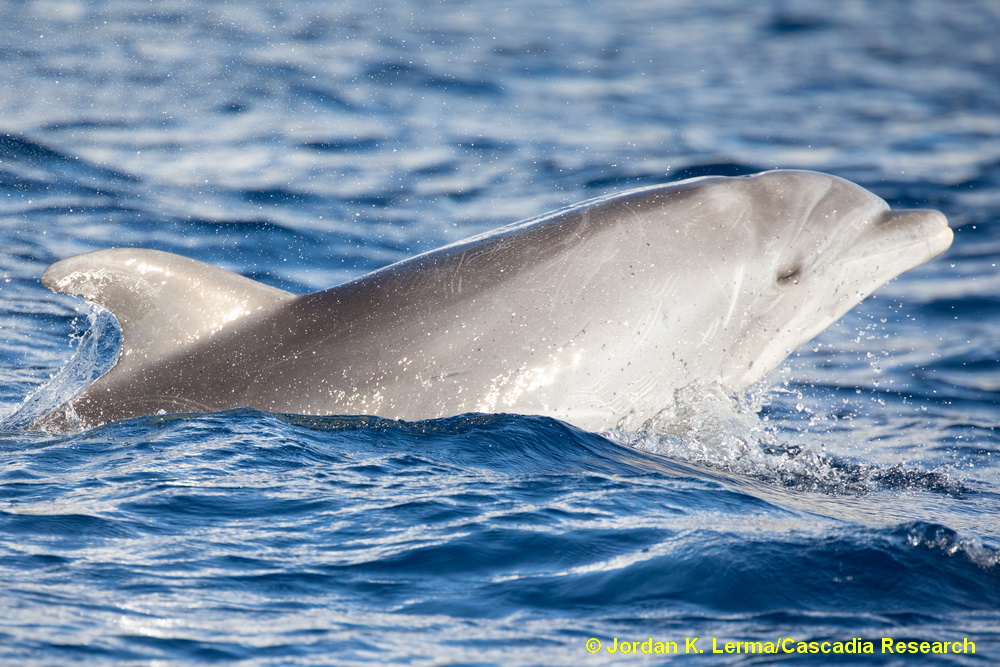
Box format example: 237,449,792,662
0,306,120,431
607,379,968,496
900,521,1000,570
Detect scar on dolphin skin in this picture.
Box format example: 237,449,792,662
33,170,952,433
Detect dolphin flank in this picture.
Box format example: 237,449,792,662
34,170,953,432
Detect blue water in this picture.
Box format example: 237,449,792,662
1,0,999,664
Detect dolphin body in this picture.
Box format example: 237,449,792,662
35,170,952,432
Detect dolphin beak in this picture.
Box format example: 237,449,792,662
878,209,955,262
849,208,953,271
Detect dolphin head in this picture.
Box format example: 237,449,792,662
707,170,953,391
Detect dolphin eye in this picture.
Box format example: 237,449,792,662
776,265,802,286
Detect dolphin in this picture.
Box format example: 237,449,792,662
33,170,952,432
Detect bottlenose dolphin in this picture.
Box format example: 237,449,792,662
34,170,952,432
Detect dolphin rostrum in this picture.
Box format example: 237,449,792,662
34,170,953,432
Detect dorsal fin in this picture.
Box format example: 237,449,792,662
42,248,294,368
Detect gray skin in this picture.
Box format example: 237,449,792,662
35,170,953,432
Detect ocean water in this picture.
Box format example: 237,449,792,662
1,0,999,665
